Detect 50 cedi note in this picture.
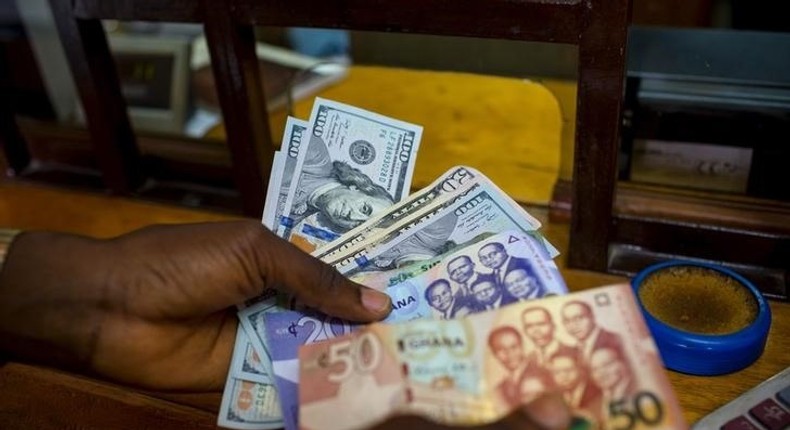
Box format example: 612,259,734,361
299,284,686,430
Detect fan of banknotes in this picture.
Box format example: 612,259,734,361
218,99,686,430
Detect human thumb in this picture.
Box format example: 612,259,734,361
248,223,391,322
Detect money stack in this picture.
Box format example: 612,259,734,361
218,99,685,430
219,97,425,429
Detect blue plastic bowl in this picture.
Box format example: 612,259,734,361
631,260,771,376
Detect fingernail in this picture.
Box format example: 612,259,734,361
361,288,391,314
524,394,571,430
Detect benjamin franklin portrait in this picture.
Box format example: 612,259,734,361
288,137,395,236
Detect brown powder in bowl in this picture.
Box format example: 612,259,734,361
638,266,759,335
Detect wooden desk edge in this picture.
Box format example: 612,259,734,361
0,361,221,429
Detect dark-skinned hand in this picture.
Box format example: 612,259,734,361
0,221,392,390
0,221,571,429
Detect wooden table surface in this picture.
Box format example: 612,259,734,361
0,180,788,428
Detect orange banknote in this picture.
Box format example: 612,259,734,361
299,284,686,430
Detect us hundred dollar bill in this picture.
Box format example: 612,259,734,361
262,117,309,229
277,98,422,253
230,326,277,385
261,150,285,229
312,165,479,264
217,324,283,430
236,288,283,379
261,151,283,231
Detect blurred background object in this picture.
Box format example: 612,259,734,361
1,0,788,232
